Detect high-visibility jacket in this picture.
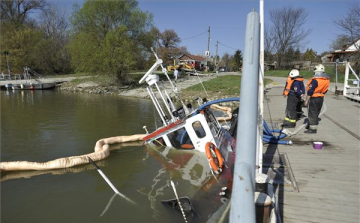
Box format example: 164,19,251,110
283,76,292,96
307,77,330,97
283,77,304,96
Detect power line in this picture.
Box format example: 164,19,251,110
218,41,238,51
181,30,207,41
211,26,245,30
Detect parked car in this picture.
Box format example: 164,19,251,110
219,67,230,72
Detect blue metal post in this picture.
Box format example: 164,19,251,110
230,11,260,223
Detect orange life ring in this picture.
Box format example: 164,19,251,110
205,142,224,174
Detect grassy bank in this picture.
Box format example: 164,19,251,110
181,75,272,99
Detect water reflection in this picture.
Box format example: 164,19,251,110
140,145,213,221
1,90,228,223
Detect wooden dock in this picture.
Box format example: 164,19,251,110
263,77,360,223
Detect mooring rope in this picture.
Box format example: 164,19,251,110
170,180,188,223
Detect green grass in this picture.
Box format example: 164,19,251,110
265,66,345,83
181,75,272,99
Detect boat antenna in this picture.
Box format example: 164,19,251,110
194,70,209,97
88,157,136,205
150,47,189,115
170,180,188,223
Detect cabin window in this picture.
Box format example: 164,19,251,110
168,127,194,149
192,121,206,138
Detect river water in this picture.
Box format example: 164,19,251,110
1,90,215,223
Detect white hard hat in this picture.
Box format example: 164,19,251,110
314,64,325,72
289,69,300,78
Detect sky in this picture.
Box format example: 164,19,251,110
56,0,358,57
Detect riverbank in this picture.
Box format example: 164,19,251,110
58,72,241,101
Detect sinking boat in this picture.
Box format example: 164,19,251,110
140,48,238,222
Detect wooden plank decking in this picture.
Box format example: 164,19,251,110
263,77,360,223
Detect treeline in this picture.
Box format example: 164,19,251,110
1,0,160,83
1,0,245,83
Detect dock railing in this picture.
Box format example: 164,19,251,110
343,62,360,101
230,10,260,223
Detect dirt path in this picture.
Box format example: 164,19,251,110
119,72,238,98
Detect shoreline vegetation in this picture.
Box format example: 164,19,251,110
57,72,274,101
57,67,341,100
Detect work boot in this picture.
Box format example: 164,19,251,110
304,129,317,134
282,121,296,128
281,121,290,128
305,125,317,133
297,112,306,119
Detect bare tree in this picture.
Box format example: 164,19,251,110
267,6,311,67
1,0,46,25
221,53,230,67
334,2,360,50
331,35,352,51
39,3,68,39
35,3,71,73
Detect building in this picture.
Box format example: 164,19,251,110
178,54,206,71
328,38,360,62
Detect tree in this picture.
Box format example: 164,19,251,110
334,2,360,49
221,53,230,68
0,0,46,27
156,29,187,64
0,0,47,74
229,50,242,71
266,6,311,67
294,48,301,61
302,48,317,61
0,27,43,73
69,0,154,82
159,29,180,48
283,47,295,67
34,3,72,74
333,2,360,69
331,35,351,51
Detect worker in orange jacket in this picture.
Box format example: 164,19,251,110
304,64,330,133
282,69,305,128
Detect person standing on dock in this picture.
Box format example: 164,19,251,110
282,69,305,128
174,68,179,82
304,64,330,133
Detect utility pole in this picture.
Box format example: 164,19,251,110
207,26,210,53
205,26,210,71
215,41,219,71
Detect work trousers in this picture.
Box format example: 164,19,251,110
308,97,324,126
296,98,303,114
286,94,300,121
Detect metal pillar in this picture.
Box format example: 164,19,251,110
230,10,260,223
257,0,265,174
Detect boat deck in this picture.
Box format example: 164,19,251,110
263,77,360,223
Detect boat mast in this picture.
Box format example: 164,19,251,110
257,0,265,174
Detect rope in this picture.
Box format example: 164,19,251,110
170,180,188,223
